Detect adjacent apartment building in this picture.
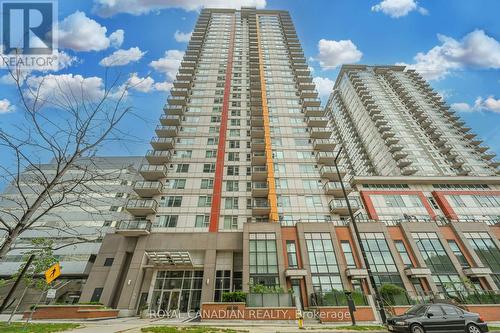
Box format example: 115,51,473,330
0,156,142,309
79,8,500,316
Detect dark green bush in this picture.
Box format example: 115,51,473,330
222,291,247,302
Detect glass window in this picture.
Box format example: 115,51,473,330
412,232,464,294
249,233,279,287
156,215,178,228
341,241,356,268
195,215,209,228
361,233,403,288
197,196,212,207
223,216,238,230
214,270,231,302
394,240,413,268
447,240,470,268
286,240,298,269
161,196,182,207
305,233,343,293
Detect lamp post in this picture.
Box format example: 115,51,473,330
334,147,387,324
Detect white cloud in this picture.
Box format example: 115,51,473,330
57,51,79,70
371,0,427,18
315,39,362,70
154,81,173,92
174,30,192,43
451,96,500,114
149,50,184,81
99,47,146,67
93,0,266,17
109,29,124,48
313,77,335,99
126,73,155,93
57,11,123,51
450,102,473,112
399,30,500,80
0,98,15,114
26,74,106,103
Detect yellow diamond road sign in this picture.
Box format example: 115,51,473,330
45,262,61,284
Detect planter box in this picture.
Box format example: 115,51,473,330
23,305,119,320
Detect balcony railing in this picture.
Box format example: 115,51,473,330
116,220,151,235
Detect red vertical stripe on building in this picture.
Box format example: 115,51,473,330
209,16,236,233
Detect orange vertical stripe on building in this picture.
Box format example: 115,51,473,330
209,15,236,232
256,16,279,222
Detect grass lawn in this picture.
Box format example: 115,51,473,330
141,327,248,333
0,322,79,333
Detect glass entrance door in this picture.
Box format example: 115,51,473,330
150,270,203,313
168,290,180,311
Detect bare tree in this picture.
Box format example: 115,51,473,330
0,64,139,259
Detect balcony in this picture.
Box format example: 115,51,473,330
176,72,193,81
252,199,270,215
125,199,158,216
451,157,466,168
160,115,180,126
316,151,337,165
388,144,403,153
167,96,187,106
381,131,396,139
252,152,266,165
464,132,477,139
439,144,452,153
115,220,151,236
302,98,321,107
299,82,315,90
392,151,408,160
307,116,329,127
251,139,266,151
304,107,324,117
251,116,263,126
482,152,496,160
251,127,264,138
324,181,351,196
173,80,191,89
251,166,267,181
329,198,360,214
155,125,178,137
397,158,412,167
163,104,185,115
140,165,167,180
252,182,269,197
401,166,418,175
300,90,318,99
134,181,163,197
313,139,336,151
146,150,171,165
309,127,332,139
151,137,175,150
320,165,346,181
296,75,313,83
170,88,188,97
476,145,489,153
377,125,392,133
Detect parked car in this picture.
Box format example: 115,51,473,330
387,303,488,333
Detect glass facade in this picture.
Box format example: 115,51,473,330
249,233,279,286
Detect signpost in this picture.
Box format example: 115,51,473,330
45,262,61,284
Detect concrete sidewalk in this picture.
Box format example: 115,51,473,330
2,315,499,333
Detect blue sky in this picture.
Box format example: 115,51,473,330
0,0,499,160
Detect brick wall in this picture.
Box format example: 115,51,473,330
23,305,119,320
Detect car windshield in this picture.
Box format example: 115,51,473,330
405,304,427,315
